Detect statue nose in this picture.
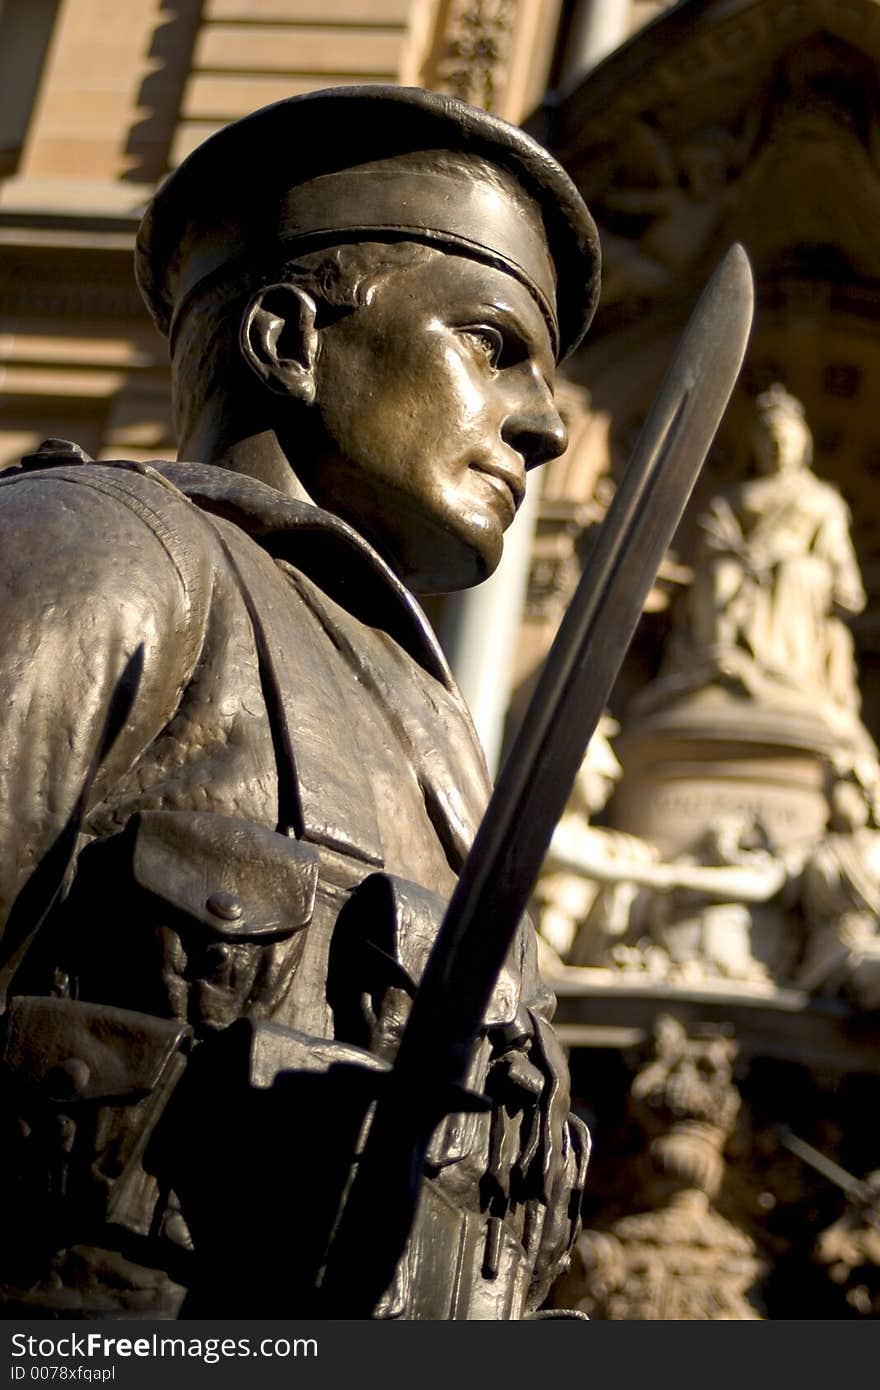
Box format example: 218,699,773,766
503,405,568,469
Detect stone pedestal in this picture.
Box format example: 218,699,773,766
610,681,873,857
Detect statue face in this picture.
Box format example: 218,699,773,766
295,251,566,591
753,412,810,475
682,144,727,201
830,780,870,833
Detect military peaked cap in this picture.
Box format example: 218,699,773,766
136,85,600,361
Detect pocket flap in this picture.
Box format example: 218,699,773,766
3,995,190,1103
131,810,320,940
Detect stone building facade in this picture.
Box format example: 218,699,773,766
532,0,880,1320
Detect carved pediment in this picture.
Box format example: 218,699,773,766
547,2,880,311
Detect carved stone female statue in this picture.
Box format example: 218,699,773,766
683,384,865,711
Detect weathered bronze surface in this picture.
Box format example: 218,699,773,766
0,85,603,1319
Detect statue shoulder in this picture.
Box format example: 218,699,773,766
0,447,217,578
0,449,219,656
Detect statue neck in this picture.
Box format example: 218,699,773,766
177,407,316,505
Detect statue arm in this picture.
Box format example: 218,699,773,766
830,530,866,616
811,490,865,614
548,834,787,901
0,468,212,948
546,823,657,885
698,493,748,557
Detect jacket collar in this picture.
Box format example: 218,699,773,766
154,460,455,689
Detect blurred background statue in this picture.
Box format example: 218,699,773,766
536,715,659,969
537,721,793,986
678,383,866,711
551,1015,764,1320
798,762,880,1009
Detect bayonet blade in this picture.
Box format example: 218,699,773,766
320,242,755,1314
406,241,754,1062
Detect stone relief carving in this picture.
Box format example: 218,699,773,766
537,377,880,1003
424,0,517,113
537,720,795,988
593,116,758,309
814,1169,880,1318
536,386,880,994
590,34,880,310
595,106,756,309
557,1016,764,1320
630,814,796,987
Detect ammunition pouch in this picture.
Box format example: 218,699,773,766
0,812,324,1310
56,810,320,1031
0,993,191,1279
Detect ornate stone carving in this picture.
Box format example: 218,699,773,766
595,117,757,310
537,719,795,987
582,30,880,314
426,0,518,113
563,1016,764,1320
814,1170,880,1317
626,813,796,987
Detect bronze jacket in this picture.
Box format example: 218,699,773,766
0,456,585,1319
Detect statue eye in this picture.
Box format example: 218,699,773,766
462,325,504,368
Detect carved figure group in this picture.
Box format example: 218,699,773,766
537,379,880,1007
594,116,757,307
538,720,792,988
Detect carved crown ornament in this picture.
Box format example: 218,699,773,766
420,0,519,113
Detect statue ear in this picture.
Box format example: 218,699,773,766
240,282,319,405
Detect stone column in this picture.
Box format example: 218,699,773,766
558,0,631,91
440,479,540,774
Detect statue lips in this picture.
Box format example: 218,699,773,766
470,461,525,528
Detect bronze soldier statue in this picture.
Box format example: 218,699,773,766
0,86,600,1319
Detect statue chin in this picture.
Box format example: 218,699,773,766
395,520,502,595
